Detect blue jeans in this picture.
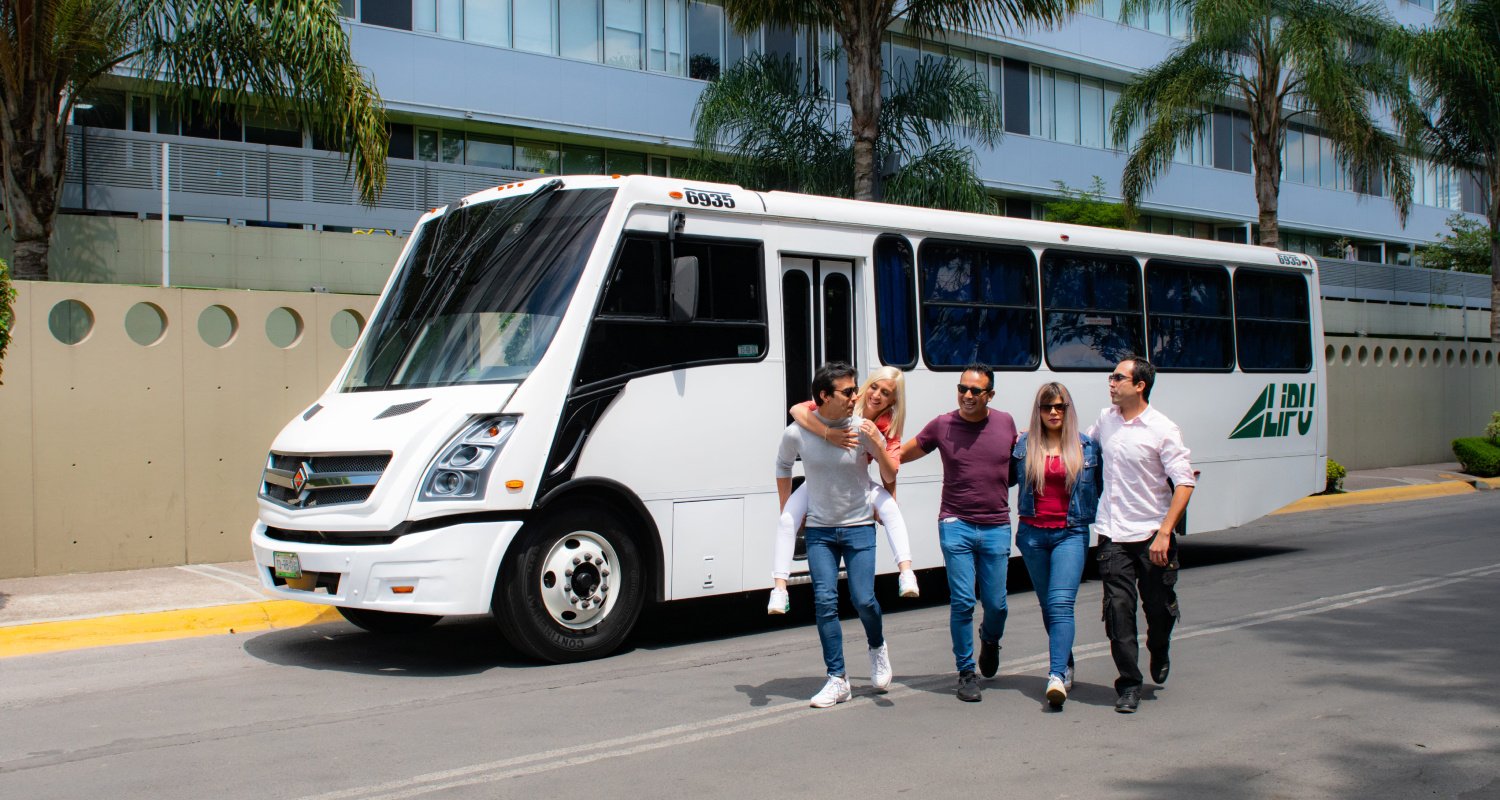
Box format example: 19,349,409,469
938,519,1011,673
1016,522,1088,678
805,525,883,676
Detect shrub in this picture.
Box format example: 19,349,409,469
1452,437,1500,478
0,258,14,386
1324,459,1347,493
1485,411,1500,444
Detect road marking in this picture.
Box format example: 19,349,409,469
174,564,266,599
0,601,343,658
301,561,1500,800
1273,481,1475,514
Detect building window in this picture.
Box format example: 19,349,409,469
1028,66,1128,151
873,234,918,368
919,240,1040,370
1145,260,1233,371
561,0,601,61
465,0,511,46
362,0,413,29
1040,249,1144,370
1212,108,1252,174
516,140,560,173
562,145,605,173
1234,269,1312,373
467,133,515,168
514,0,556,53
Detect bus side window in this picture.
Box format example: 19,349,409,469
918,239,1040,370
874,234,918,368
576,234,768,387
1145,260,1234,371
1040,249,1144,370
1234,269,1312,372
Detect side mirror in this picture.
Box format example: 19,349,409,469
670,255,699,323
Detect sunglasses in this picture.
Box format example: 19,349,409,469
956,384,990,396
1038,402,1070,412
833,386,859,398
1107,373,1134,383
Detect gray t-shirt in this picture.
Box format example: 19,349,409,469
774,411,884,528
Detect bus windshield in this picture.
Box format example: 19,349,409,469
341,185,616,391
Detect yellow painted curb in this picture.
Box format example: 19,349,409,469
0,600,343,658
1273,480,1477,515
1476,477,1500,490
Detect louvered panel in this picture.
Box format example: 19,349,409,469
177,143,249,197
309,159,360,205
267,154,306,202
375,163,423,211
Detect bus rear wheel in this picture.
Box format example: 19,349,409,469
337,607,443,634
492,508,645,663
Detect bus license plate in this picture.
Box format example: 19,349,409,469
273,551,302,579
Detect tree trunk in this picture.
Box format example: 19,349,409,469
840,12,883,202
1249,88,1283,249
0,37,68,282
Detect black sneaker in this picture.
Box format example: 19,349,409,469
957,671,982,702
1151,654,1170,685
1115,687,1141,713
978,640,999,678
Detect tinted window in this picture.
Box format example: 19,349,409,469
919,240,1040,370
1041,250,1144,369
874,235,917,368
1146,260,1234,371
1235,269,1312,372
577,234,767,386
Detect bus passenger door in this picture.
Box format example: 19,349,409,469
781,257,857,412
779,257,857,570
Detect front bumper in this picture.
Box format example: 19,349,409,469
250,518,524,616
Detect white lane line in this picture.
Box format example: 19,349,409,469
300,561,1500,800
173,565,266,600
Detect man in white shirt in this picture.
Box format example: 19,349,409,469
1087,356,1195,714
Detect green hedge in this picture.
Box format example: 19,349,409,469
1452,437,1500,478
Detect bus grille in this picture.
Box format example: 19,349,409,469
261,452,392,509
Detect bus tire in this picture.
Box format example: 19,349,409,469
337,607,443,634
493,507,645,663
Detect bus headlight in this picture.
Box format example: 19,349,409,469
420,416,518,501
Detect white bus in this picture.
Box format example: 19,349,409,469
252,175,1326,662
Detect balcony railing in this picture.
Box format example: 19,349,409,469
1318,258,1491,311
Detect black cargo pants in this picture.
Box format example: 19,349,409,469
1098,533,1179,692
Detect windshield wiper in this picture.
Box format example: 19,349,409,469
368,179,565,390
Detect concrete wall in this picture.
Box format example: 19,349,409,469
2,281,1497,577
1323,299,1490,341
1,215,403,295
1325,336,1500,469
0,281,376,578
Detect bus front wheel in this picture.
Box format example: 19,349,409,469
492,508,645,663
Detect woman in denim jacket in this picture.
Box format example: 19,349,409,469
1011,381,1103,709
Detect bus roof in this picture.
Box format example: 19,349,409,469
443,174,1315,273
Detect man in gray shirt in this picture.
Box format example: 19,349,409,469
775,362,897,708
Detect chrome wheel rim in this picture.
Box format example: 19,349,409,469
537,530,619,630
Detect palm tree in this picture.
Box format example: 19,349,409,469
1109,0,1420,248
720,0,1080,203
690,52,1001,213
0,0,388,282
1404,0,1499,337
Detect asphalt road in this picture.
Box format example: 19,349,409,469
3,493,1499,800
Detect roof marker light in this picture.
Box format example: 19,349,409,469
669,191,684,199
505,480,524,490
1060,234,1070,242
391,586,414,594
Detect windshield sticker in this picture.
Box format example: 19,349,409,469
1230,383,1315,439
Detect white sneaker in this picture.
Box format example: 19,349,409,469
767,587,789,615
1063,665,1074,691
1046,673,1068,708
810,674,851,708
897,570,920,598
869,642,892,692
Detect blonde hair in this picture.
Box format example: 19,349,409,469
854,366,906,440
1025,382,1083,496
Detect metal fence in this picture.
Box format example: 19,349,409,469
1317,258,1492,310
57,128,1494,311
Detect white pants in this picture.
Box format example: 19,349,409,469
772,482,912,580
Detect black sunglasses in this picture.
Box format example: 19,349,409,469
1039,402,1070,412
834,386,859,398
956,384,990,396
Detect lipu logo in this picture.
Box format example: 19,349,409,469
1230,383,1315,439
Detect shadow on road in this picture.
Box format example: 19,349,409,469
239,539,1302,676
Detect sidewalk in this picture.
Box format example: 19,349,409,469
2,463,1493,658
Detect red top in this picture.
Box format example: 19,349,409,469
800,400,900,463
1023,455,1069,528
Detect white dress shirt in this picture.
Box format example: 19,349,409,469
1087,404,1196,543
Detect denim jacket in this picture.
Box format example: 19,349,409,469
1009,433,1103,527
